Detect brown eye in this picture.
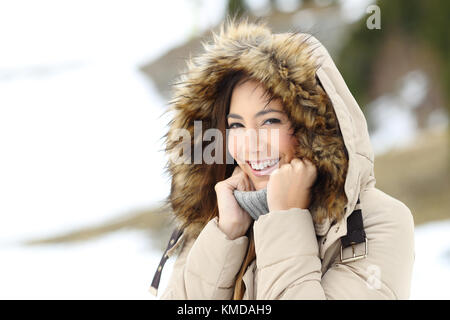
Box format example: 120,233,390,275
263,118,281,125
228,123,244,129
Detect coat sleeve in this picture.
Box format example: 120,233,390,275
253,204,415,300
160,217,249,299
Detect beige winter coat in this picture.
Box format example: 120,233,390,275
152,19,415,300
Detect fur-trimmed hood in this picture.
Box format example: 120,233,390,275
162,18,376,240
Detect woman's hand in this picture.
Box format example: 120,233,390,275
267,158,317,212
215,166,254,240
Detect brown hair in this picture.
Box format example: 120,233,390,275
207,69,348,300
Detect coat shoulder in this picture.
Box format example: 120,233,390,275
361,187,415,235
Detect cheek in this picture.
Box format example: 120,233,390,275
227,134,236,160
227,131,241,161
258,127,297,159
278,130,298,156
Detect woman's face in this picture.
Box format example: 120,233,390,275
227,79,299,190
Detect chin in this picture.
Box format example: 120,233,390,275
253,179,268,191
247,171,270,190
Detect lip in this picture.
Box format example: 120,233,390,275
246,158,280,177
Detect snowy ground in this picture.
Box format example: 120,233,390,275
0,230,171,300
0,0,448,300
410,220,450,299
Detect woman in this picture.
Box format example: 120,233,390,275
150,17,415,299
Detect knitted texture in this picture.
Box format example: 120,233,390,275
233,188,269,220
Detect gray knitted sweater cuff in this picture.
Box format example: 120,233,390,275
233,188,269,220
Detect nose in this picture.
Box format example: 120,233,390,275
228,128,277,162
244,128,264,153
242,128,274,161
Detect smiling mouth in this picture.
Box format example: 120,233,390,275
246,158,280,172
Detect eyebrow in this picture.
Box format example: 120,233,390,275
226,109,285,120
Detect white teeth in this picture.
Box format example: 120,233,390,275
250,158,279,170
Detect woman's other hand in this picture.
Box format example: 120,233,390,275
215,166,254,240
267,158,317,212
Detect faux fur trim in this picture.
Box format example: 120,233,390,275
162,17,349,239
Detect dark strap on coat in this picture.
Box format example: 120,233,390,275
341,197,366,248
149,227,184,295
